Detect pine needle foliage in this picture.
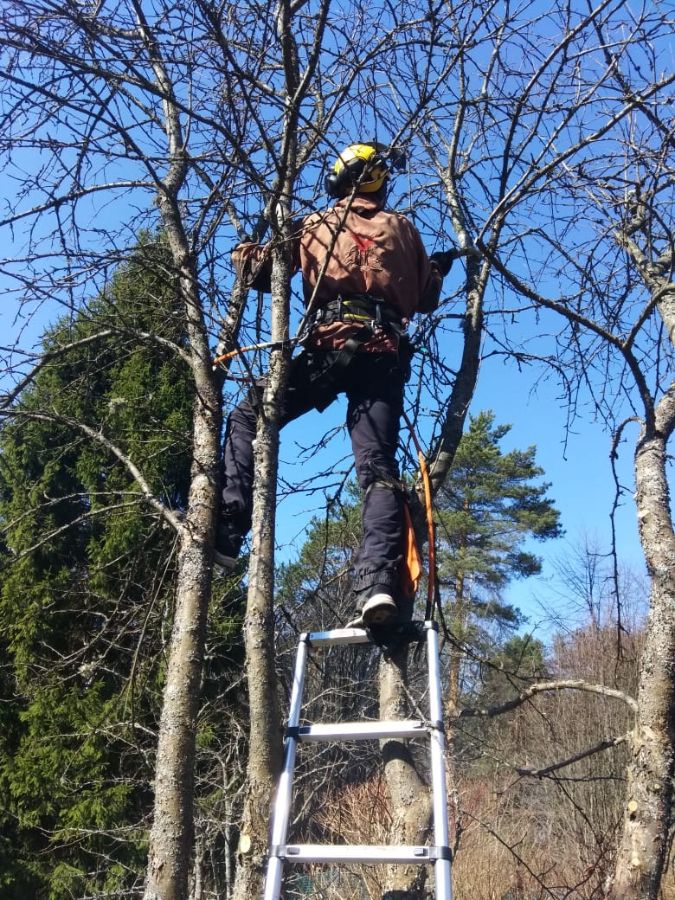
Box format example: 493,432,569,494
0,235,244,898
436,410,563,652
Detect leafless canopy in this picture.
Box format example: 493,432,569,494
0,1,672,898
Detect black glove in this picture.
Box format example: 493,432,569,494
429,249,455,277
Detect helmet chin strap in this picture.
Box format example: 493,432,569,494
370,181,389,208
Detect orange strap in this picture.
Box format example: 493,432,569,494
401,410,436,609
213,341,274,367
418,449,436,610
214,344,253,366
400,499,423,597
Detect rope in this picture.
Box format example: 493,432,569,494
212,338,299,369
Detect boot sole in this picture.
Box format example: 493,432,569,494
361,594,398,627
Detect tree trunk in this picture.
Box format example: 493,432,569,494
232,241,293,900
231,386,286,898
380,648,434,897
140,27,226,896
427,253,485,497
380,183,490,898
144,359,221,900
607,411,675,900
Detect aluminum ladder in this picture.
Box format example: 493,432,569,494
263,620,452,900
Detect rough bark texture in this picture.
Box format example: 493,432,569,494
144,497,218,900
231,381,286,899
144,286,222,900
231,238,293,900
607,413,675,899
380,649,434,897
142,30,225,893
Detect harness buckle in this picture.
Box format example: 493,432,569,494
371,298,384,332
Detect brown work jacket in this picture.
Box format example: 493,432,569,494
233,195,443,351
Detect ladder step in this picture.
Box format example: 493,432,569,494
263,621,451,900
295,720,428,741
305,627,372,646
276,844,448,864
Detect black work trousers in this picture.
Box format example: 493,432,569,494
221,348,407,597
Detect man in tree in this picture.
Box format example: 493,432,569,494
218,142,454,626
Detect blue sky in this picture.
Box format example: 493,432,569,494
469,345,648,633
270,309,648,638
3,0,667,644
2,222,650,644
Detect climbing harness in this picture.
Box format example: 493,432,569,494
312,293,405,333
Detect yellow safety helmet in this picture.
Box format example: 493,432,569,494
325,142,390,198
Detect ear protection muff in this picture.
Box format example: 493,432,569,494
324,156,376,198
324,168,348,198
325,142,398,198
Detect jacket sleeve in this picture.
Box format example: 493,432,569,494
419,260,444,313
232,221,305,293
232,242,272,292
410,223,443,313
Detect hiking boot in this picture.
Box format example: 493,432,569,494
213,549,238,574
213,520,242,574
346,590,398,628
361,592,398,626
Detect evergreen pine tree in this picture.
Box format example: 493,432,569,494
0,236,244,898
434,411,562,711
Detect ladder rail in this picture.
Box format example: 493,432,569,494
264,634,310,900
427,624,453,900
263,622,452,900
